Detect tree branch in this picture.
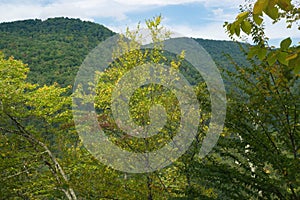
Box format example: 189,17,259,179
5,113,77,200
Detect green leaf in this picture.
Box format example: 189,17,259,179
241,20,252,35
248,46,258,59
235,24,241,36
294,65,300,74
229,23,236,35
257,47,268,60
268,0,278,7
278,0,293,11
267,51,278,65
227,24,233,35
278,51,289,65
280,37,292,50
286,53,298,61
289,54,300,74
253,14,263,25
265,6,279,20
253,0,268,14
236,11,250,22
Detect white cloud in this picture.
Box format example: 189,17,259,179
114,0,198,6
0,0,241,22
264,18,300,39
0,0,298,43
106,19,231,43
212,8,224,16
203,0,241,8
113,0,241,8
0,0,240,42
0,0,134,22
166,23,231,40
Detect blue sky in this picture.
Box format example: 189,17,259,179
0,0,299,45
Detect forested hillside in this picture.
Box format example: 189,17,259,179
0,17,247,87
0,17,114,86
0,13,298,199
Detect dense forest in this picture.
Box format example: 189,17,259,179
0,17,114,87
0,0,299,199
0,17,247,88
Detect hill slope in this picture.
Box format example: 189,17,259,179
0,17,114,86
0,17,248,87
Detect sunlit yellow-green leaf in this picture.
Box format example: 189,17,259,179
247,46,258,59
241,20,252,35
265,6,279,20
253,14,263,25
278,0,293,11
257,47,268,60
286,53,297,61
289,54,300,73
280,37,292,50
267,51,278,66
278,51,289,65
236,11,249,22
253,0,269,14
235,24,241,36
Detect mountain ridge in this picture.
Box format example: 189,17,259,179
0,17,248,87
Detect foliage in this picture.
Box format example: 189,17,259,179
195,54,300,199
190,0,300,199
3,11,298,199
225,0,300,74
0,17,114,87
0,16,214,199
0,17,248,88
91,15,213,199
0,53,77,199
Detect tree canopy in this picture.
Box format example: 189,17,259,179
0,4,299,198
225,0,300,74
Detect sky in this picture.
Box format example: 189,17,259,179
0,0,299,46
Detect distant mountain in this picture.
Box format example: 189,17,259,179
195,38,248,69
0,17,114,86
0,17,248,87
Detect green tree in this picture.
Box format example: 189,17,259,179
93,16,187,199
73,16,213,199
225,0,300,74
195,55,299,199
0,53,77,199
191,0,300,199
